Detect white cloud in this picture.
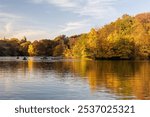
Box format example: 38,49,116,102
0,0,119,40
31,0,118,19
60,20,89,32
11,30,50,40
0,11,50,40
4,22,13,33
0,11,23,37
31,0,76,7
0,12,22,19
0,25,51,40
0,12,22,30
75,0,118,18
47,0,77,8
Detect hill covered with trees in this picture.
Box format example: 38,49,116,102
65,13,150,60
0,13,150,60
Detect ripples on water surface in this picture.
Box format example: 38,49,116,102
0,57,150,100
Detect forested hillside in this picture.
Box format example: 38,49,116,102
65,13,150,60
0,13,150,59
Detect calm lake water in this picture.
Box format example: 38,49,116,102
0,57,150,100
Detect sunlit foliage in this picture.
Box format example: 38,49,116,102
65,13,150,60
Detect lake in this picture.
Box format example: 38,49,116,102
0,57,150,100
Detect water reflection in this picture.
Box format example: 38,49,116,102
0,57,150,100
67,60,150,99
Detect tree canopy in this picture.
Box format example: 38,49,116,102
65,13,150,60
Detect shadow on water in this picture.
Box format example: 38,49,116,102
0,57,150,99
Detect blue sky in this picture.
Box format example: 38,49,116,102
0,0,150,41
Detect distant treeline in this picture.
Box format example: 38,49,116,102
0,35,68,57
0,13,150,59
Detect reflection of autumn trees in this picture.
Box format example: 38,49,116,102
62,60,150,99
133,62,150,99
28,59,150,99
1,59,149,99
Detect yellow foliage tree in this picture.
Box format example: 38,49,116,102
28,44,35,56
